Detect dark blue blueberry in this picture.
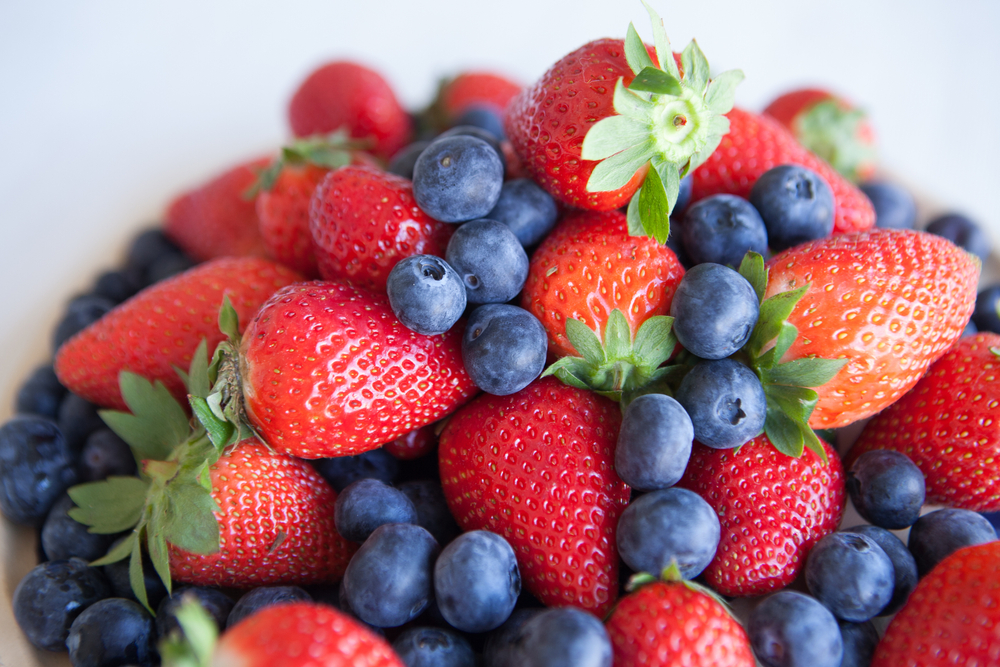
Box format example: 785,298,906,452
413,135,504,223
964,320,979,337
616,487,720,578
665,227,693,269
57,393,104,453
455,106,507,140
983,511,1000,534
388,141,432,179
313,447,399,492
93,268,142,305
66,597,155,667
681,194,768,267
972,284,1000,334
926,213,991,260
146,252,195,285
462,304,547,395
387,255,467,335
845,525,918,616
15,364,66,419
435,530,520,633
398,480,461,545
126,228,183,276
13,558,111,651
674,358,766,450
335,581,386,636
103,538,168,610
508,607,612,667
342,523,440,627
847,449,925,529
156,587,233,638
908,508,997,577
0,415,78,525
393,626,476,667
615,394,693,491
228,586,312,626
748,591,843,667
79,429,137,482
483,608,544,667
838,620,879,667
805,532,894,621
438,125,505,167
749,165,835,251
675,173,693,214
669,263,759,359
53,294,116,351
446,218,528,304
860,181,917,230
334,478,418,542
42,494,118,562
485,179,558,247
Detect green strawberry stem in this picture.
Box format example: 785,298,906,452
244,127,373,198
582,1,744,243
158,595,218,667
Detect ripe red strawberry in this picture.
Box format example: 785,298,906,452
54,256,302,410
439,377,628,616
383,423,437,460
239,281,477,459
764,88,877,183
765,229,979,429
440,71,521,118
309,165,455,291
872,541,1000,667
677,435,845,597
257,162,327,278
690,107,876,234
288,60,412,160
164,157,270,261
605,579,755,667
846,333,1000,512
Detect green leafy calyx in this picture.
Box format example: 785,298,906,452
158,595,219,667
245,127,371,197
795,99,876,183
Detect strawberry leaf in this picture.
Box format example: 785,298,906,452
680,40,710,92
737,252,768,304
765,384,818,424
218,296,240,344
626,191,644,237
587,141,655,192
184,339,212,400
635,166,671,243
159,596,219,667
90,532,137,567
162,483,220,556
764,403,805,458
130,529,151,612
747,284,809,359
543,357,593,392
100,373,189,463
565,318,605,366
991,346,1000,358
581,116,651,161
641,1,676,77
755,322,798,370
802,425,828,463
763,357,849,388
603,310,632,361
624,22,655,76
704,70,745,116
632,316,676,369
629,67,682,96
189,397,235,450
148,527,172,598
68,476,150,534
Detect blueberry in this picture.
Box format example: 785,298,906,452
57,393,104,454
103,538,168,610
393,626,476,667
926,213,991,260
748,591,843,667
483,608,543,667
42,494,118,562
66,598,156,667
462,304,547,395
681,194,768,267
435,530,520,633
388,141,431,179
749,165,835,251
0,415,78,525
805,532,894,621
342,523,440,627
313,447,398,492
615,394,693,491
15,364,66,419
413,135,504,223
126,228,183,276
674,358,766,450
146,252,195,285
53,294,116,351
156,587,233,638
676,173,693,214
964,320,979,336
228,586,312,626
398,480,461,545
438,125,505,167
908,508,997,577
93,268,142,305
846,450,925,529
972,284,1000,334
859,181,917,230
13,558,111,651
79,429,137,482
485,179,558,247
616,487,720,579
845,525,918,616
446,218,529,304
508,607,612,667
669,263,759,360
455,106,507,140
838,620,879,667
665,228,693,268
387,255,467,335
335,478,419,542
983,511,1000,534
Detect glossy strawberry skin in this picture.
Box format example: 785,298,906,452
872,541,1000,667
168,439,355,588
847,333,1000,512
164,157,270,261
766,229,979,429
288,61,412,160
441,71,521,117
677,436,845,597
309,165,455,291
240,281,477,459
606,581,755,667
439,377,628,616
214,601,404,667
257,163,328,278
384,424,437,460
691,108,875,234
521,209,685,358
54,257,302,411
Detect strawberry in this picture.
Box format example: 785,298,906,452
846,333,1000,512
764,88,877,183
438,377,628,616
871,541,1000,667
690,107,876,234
54,256,302,410
309,165,455,291
677,435,845,597
383,423,437,460
164,157,270,261
288,60,412,160
440,71,521,119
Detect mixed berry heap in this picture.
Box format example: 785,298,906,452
4,4,1000,667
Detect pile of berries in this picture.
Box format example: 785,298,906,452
5,4,1000,667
